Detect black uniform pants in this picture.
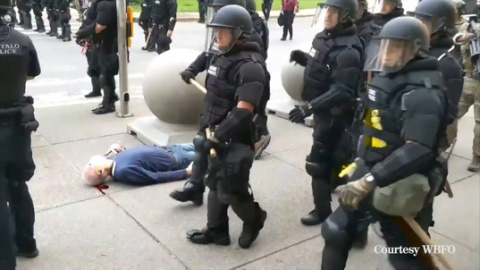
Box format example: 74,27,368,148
321,205,436,270
151,23,171,55
86,48,101,93
182,133,209,192
98,51,119,106
32,2,44,29
306,113,351,213
198,0,206,21
59,9,71,37
0,125,37,270
205,143,260,231
282,11,294,39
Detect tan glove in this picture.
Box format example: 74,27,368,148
339,174,376,210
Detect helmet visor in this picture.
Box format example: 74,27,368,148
364,38,419,72
312,4,340,32
372,0,394,14
407,12,437,34
204,6,220,50
206,27,243,54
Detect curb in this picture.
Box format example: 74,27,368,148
132,12,313,22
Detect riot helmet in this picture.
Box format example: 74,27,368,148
206,5,252,54
364,16,430,73
372,0,401,14
206,0,246,23
245,0,255,12
312,0,358,32
452,0,466,17
407,0,456,35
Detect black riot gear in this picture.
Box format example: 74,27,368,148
150,0,177,54
289,9,364,227
323,0,357,21
210,0,245,8
372,0,404,27
407,0,456,35
322,16,449,270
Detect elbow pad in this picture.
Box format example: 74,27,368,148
235,81,264,108
168,17,176,31
76,23,95,39
214,107,254,142
310,84,354,111
370,143,435,187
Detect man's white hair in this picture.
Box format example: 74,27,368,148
82,155,108,186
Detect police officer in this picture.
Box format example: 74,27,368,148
321,16,448,269
139,0,153,51
287,0,364,226
452,1,480,172
170,0,272,205
150,0,177,54
48,0,60,36
76,0,102,98
56,0,71,41
185,5,267,249
6,5,16,27
0,1,41,269
32,0,44,32
75,0,119,114
261,0,272,20
355,0,379,45
408,0,463,151
372,0,403,27
197,0,205,23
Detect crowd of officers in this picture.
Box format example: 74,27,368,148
1,0,480,268
6,0,73,41
167,0,479,268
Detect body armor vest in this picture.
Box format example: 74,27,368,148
303,33,363,102
151,0,170,24
361,69,445,163
201,50,263,128
140,0,152,19
0,29,30,108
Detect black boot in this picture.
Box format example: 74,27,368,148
62,24,71,41
169,180,204,206
300,208,332,226
48,21,58,36
92,103,115,114
238,204,267,249
85,77,102,98
16,248,39,258
187,226,230,246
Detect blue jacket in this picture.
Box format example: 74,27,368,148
110,146,188,185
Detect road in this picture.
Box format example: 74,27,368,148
20,16,317,107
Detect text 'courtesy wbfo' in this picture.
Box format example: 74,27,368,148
374,245,456,257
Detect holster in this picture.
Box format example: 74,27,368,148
426,154,448,202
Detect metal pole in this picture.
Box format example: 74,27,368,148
116,0,133,118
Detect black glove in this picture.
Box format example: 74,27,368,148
289,104,312,123
180,70,195,84
290,50,308,67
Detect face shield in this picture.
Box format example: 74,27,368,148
372,0,394,14
312,4,340,32
204,5,221,50
206,26,244,54
364,38,418,73
407,12,437,35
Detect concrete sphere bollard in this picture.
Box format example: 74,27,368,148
143,49,206,125
280,42,312,102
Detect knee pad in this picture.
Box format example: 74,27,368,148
305,159,329,178
321,213,350,249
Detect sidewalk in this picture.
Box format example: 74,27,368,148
15,97,480,270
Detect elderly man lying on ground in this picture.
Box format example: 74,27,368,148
82,143,195,186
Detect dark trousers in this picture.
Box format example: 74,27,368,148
198,0,206,21
261,0,273,20
282,11,294,39
321,204,436,270
86,49,101,94
32,3,44,30
0,126,37,270
151,24,171,55
98,52,119,106
308,114,352,213
59,10,71,38
205,143,260,230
